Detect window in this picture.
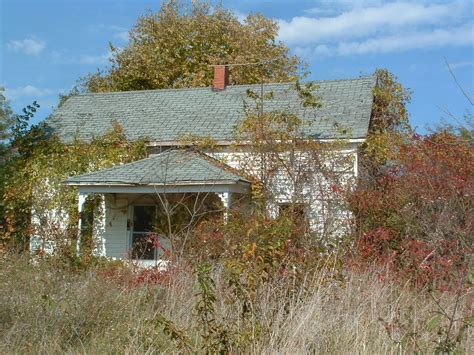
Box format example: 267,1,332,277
80,198,96,251
278,203,308,227
131,205,157,260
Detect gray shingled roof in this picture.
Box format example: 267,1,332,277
48,76,376,144
65,149,249,185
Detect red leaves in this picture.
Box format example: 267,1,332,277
358,227,396,259
99,262,191,290
352,132,473,291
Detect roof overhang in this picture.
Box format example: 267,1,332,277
65,179,251,194
64,149,252,195
146,137,367,147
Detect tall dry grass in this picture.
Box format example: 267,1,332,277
0,254,472,354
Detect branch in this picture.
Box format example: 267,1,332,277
444,58,474,106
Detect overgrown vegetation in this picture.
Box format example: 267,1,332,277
1,70,471,352
0,106,146,253
0,254,471,353
0,1,472,352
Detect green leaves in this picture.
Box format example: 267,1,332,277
1,123,147,247
426,314,442,331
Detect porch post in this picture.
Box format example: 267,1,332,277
76,193,87,255
217,192,231,222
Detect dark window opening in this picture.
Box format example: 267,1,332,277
131,206,157,260
278,203,308,226
80,197,96,253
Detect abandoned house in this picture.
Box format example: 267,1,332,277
34,66,376,265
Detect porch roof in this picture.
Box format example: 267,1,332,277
64,149,251,194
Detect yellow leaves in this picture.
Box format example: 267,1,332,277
371,69,411,134
81,0,299,93
243,242,257,259
362,131,405,165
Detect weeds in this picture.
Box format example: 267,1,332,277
0,253,471,354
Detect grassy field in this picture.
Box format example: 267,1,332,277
0,254,471,354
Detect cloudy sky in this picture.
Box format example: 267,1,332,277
1,0,473,131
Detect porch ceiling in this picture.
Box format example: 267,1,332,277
64,149,251,194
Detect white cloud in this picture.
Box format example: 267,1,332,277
277,0,473,58
298,25,473,57
278,1,467,45
449,60,474,69
50,50,113,66
4,85,53,101
336,25,473,55
78,53,111,65
115,31,129,42
304,0,385,16
88,24,129,42
6,37,46,56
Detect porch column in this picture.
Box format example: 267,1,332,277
76,193,87,255
217,192,231,222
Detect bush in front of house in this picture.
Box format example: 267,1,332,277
351,132,473,290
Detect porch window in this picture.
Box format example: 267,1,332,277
131,205,157,260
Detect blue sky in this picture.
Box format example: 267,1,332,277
1,0,473,132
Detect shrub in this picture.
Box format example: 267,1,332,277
351,132,473,289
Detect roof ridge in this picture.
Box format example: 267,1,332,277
73,75,376,97
190,149,251,182
65,148,250,184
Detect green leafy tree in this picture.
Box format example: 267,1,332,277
0,89,14,237
0,96,45,251
81,0,300,92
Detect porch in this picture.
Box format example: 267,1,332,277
64,149,251,265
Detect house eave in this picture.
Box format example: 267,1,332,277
65,180,251,194
146,137,367,147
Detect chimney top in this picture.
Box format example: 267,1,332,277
212,65,229,91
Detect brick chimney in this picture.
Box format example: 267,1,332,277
212,65,229,91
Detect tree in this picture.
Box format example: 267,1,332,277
242,86,353,238
81,0,300,93
1,122,147,254
0,88,15,143
0,96,43,251
370,69,411,133
358,69,412,185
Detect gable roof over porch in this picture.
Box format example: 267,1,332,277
64,149,251,194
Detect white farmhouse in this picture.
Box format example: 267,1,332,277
43,66,376,264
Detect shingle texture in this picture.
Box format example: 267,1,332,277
48,76,376,143
66,149,249,185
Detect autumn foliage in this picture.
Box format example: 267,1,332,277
351,132,473,289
